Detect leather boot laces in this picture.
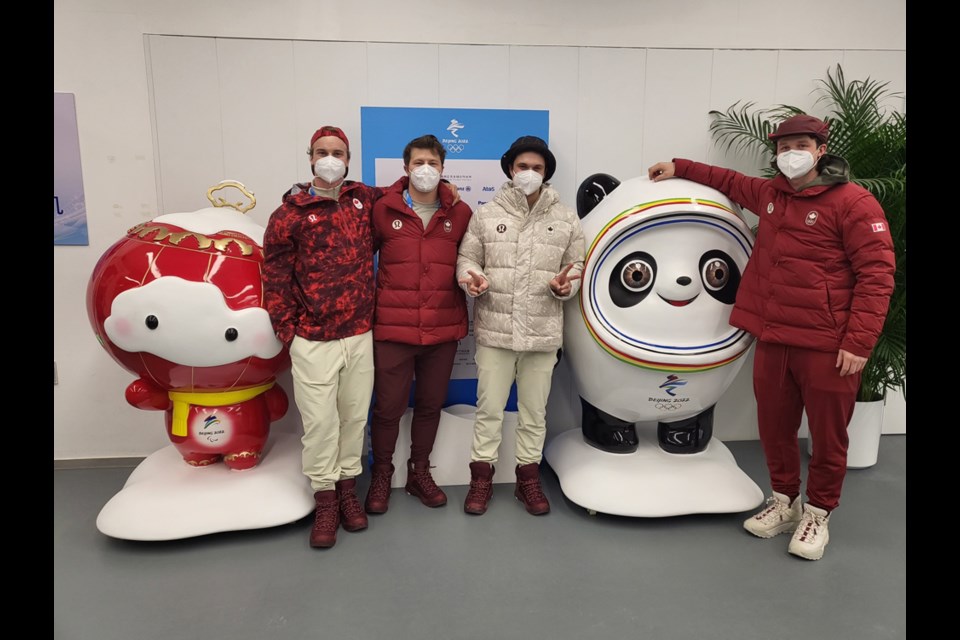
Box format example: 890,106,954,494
518,478,546,503
412,467,441,495
368,471,391,502
314,501,338,529
468,479,493,501
340,490,364,519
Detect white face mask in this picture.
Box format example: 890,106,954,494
314,156,346,184
776,150,817,180
512,169,544,196
409,165,441,193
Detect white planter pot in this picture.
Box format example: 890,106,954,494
804,400,885,469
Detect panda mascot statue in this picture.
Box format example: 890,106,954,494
544,173,764,517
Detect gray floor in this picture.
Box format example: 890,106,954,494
54,436,906,640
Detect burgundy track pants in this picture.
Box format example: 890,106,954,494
370,340,458,466
753,341,861,512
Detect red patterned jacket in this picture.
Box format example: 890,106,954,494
263,181,385,345
674,157,895,357
372,177,473,345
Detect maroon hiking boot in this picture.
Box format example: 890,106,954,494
464,461,495,515
405,459,448,507
336,478,369,532
309,490,339,548
514,463,550,515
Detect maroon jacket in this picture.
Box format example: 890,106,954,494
263,180,385,345
674,157,895,357
372,177,473,345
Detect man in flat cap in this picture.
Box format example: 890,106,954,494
648,114,895,561
456,135,585,517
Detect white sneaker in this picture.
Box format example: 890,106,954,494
743,491,802,538
788,503,831,560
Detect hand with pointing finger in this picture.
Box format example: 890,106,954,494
458,269,489,297
549,263,581,298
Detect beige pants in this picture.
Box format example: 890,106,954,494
290,332,374,491
471,345,558,465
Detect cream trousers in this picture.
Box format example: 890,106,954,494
290,332,374,491
471,345,558,465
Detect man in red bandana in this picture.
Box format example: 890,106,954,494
263,126,382,549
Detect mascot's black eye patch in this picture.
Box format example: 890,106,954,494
610,252,657,307
699,250,740,304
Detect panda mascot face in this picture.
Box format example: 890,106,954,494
564,175,754,454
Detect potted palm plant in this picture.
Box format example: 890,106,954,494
707,64,906,468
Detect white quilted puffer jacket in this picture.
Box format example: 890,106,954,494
457,181,585,352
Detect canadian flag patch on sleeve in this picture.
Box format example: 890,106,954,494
871,222,887,232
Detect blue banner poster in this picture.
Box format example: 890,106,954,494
361,106,548,213
54,93,89,245
361,106,549,405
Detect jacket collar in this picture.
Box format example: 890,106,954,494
283,180,362,205
382,176,456,215
494,181,559,216
771,154,850,197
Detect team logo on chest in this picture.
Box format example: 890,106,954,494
392,219,403,230
766,202,775,214
443,219,453,233
353,198,363,209
496,223,507,233
805,211,819,226
308,214,318,224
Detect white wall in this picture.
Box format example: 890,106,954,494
54,0,906,459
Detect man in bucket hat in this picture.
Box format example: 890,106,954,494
648,114,895,560
456,135,585,517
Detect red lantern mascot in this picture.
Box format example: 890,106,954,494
87,182,290,470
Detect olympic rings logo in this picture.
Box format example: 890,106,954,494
655,403,680,411
446,144,464,153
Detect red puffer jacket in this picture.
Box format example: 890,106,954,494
263,180,384,345
372,178,473,345
674,157,895,357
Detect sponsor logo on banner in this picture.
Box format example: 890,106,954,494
482,186,496,192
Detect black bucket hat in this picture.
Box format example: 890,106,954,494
500,135,556,181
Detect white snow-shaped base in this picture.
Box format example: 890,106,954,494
544,427,763,517
96,432,314,541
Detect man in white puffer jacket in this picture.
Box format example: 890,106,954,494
456,136,585,517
